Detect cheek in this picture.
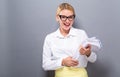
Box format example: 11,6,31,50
59,21,64,26
71,20,74,24
71,22,74,25
69,21,74,26
58,20,63,25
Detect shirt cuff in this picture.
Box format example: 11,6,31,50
86,52,97,63
56,58,64,70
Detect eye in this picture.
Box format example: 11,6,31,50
61,15,66,18
68,15,75,19
68,16,73,18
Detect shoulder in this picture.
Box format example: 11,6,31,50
44,30,57,41
71,27,88,39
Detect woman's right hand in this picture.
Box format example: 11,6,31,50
62,56,78,67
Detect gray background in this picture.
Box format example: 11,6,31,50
0,0,120,77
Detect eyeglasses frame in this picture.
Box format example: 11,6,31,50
59,15,75,21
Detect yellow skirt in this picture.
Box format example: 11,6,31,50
55,67,88,77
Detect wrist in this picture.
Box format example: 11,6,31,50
86,51,91,57
62,59,65,66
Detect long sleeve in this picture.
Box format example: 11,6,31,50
42,36,63,71
73,30,97,67
86,51,97,63
74,49,97,67
80,31,97,63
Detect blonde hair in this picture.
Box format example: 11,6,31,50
56,3,75,16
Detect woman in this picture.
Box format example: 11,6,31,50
42,3,97,77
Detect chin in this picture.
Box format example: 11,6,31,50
65,26,72,29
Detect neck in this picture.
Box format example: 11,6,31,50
60,28,70,37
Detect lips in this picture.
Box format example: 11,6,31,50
64,23,70,27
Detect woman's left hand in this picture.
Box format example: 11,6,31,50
79,44,91,57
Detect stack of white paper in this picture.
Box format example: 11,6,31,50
81,37,102,52
73,37,102,60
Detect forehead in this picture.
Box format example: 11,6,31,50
59,9,73,16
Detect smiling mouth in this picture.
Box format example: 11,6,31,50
64,23,70,27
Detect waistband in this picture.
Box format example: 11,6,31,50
55,66,88,77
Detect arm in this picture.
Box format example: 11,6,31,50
86,51,97,63
42,36,63,71
79,30,97,63
80,44,97,63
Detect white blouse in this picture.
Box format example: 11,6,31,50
42,27,97,70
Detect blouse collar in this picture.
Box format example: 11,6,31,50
55,27,77,39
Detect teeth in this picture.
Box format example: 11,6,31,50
65,25,69,26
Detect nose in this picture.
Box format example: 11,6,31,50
65,18,70,23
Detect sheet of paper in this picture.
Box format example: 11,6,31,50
82,37,102,52
72,37,102,60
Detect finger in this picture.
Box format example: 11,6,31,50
85,44,91,49
71,59,77,62
71,62,78,66
80,48,85,54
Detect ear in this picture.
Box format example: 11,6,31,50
56,15,59,22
